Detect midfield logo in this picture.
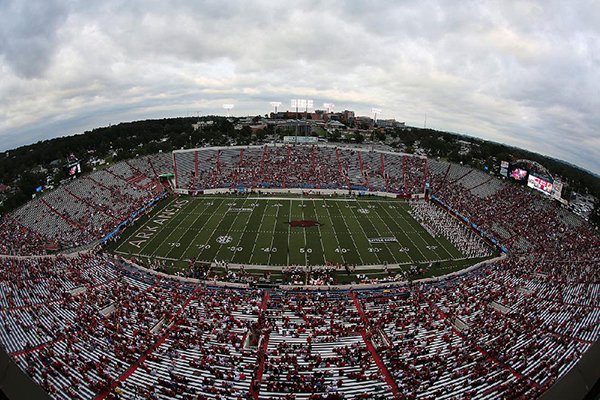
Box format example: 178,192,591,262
288,220,322,228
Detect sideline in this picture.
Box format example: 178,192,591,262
188,195,405,202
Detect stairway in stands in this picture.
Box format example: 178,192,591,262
349,290,401,398
39,198,85,231
94,285,202,400
249,291,271,400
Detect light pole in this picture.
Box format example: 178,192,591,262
291,99,313,143
371,108,382,126
270,101,282,116
223,104,234,118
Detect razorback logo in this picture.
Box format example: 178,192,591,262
288,220,322,228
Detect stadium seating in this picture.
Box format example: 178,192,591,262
4,153,171,251
173,145,429,195
0,145,598,399
0,250,597,399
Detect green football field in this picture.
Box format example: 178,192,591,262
111,195,486,269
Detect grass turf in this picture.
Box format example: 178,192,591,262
109,195,494,274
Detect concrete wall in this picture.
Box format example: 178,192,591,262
0,348,49,400
540,339,600,400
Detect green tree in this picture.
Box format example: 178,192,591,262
590,203,600,229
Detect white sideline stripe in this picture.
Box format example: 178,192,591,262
114,250,178,261
191,196,405,202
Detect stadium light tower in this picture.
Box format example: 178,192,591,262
291,98,314,141
323,103,335,113
371,108,382,124
270,101,282,115
223,104,234,118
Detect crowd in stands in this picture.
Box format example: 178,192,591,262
119,286,262,398
3,153,171,252
174,145,428,196
0,249,597,399
409,200,493,259
260,291,392,398
0,216,53,255
0,145,598,399
282,265,338,286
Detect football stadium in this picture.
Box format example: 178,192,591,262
0,141,598,400
1,1,599,398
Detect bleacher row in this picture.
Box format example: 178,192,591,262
426,160,595,257
3,145,587,260
0,146,598,399
0,153,172,253
0,251,597,399
173,145,427,195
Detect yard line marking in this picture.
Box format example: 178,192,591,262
346,200,383,264
356,199,399,264
147,199,203,258
231,201,262,264
332,200,366,265
312,200,330,265
321,200,350,265
178,198,226,261
193,200,236,260
162,199,214,259
378,203,427,261
267,200,281,265
286,200,291,266
249,200,270,265
211,198,252,262
301,198,308,266
323,202,346,264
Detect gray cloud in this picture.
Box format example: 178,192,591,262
0,0,68,78
0,0,598,174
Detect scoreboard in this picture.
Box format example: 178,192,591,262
65,161,81,177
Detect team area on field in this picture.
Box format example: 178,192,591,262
113,195,494,270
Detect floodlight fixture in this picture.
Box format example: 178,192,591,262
223,104,234,117
269,101,282,114
291,98,314,140
291,99,313,113
371,108,382,123
323,103,335,113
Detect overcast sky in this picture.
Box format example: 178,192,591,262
0,0,598,173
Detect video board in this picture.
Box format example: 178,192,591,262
65,161,81,177
500,161,509,177
527,174,553,195
509,167,528,181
